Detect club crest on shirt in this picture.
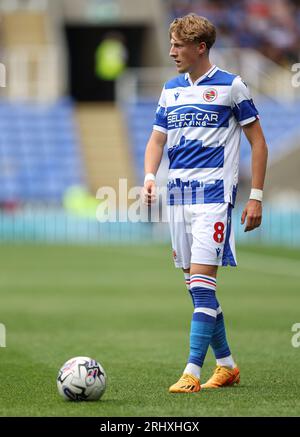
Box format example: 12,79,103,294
203,88,218,102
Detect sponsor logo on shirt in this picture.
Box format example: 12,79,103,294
203,88,218,102
167,105,220,129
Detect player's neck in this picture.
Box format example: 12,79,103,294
189,59,213,84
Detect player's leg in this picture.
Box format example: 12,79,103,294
169,263,218,393
168,204,193,271
168,205,203,392
182,268,239,388
184,268,236,371
169,203,240,392
211,299,235,369
183,268,190,291
184,263,219,378
201,203,240,388
169,204,218,392
201,299,240,388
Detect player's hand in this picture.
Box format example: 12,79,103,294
142,181,156,205
241,199,262,232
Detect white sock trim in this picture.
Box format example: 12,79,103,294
194,307,217,318
184,273,190,290
190,274,216,291
184,363,201,379
216,355,236,369
216,306,222,315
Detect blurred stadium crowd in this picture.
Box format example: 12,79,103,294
168,0,300,65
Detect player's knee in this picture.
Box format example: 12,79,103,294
190,264,218,278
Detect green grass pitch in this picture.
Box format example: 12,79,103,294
0,243,300,417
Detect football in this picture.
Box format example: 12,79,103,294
57,356,107,401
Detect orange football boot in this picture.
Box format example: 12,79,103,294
169,373,201,393
201,365,240,389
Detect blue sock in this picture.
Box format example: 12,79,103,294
210,298,234,367
187,275,218,368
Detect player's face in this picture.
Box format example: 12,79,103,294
169,33,204,74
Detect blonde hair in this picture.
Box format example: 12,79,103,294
169,13,216,51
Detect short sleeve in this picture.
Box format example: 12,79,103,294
153,87,168,134
231,77,259,126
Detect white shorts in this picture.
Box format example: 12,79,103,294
167,203,237,269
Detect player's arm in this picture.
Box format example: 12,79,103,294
241,119,268,232
142,130,167,205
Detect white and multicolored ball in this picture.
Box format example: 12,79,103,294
57,356,107,401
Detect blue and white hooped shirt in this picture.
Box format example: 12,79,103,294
153,65,259,206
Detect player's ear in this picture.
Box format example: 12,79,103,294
197,41,207,55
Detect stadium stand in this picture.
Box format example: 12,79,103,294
240,98,300,171
125,100,157,184
1,10,47,46
168,0,300,66
76,103,135,201
0,99,84,202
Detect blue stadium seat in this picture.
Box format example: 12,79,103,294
0,99,84,202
